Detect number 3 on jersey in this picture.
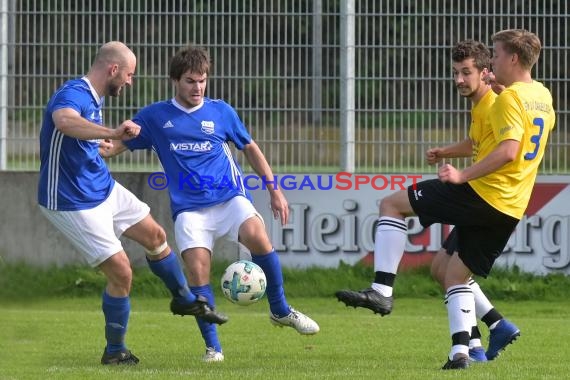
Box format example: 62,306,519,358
524,117,544,160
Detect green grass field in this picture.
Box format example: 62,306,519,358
2,262,570,379
2,296,570,380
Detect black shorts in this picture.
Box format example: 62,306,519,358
408,179,519,277
442,228,458,255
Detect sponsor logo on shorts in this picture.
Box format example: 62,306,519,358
413,189,423,200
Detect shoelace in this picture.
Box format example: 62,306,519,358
288,312,300,320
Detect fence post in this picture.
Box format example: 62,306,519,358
0,0,9,170
340,0,355,173
312,0,322,125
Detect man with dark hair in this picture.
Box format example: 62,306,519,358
428,40,520,362
102,45,320,363
337,29,554,370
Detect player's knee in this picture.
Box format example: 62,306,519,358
443,271,468,290
239,231,272,254
145,240,168,256
117,269,133,287
108,265,133,292
378,197,390,214
144,226,168,256
379,196,399,216
239,216,264,235
379,190,411,217
153,225,167,244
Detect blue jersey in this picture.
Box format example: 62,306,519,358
125,98,252,219
38,78,114,210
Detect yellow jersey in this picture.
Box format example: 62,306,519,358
469,89,497,164
469,81,556,219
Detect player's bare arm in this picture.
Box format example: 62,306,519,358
426,138,473,165
99,139,129,158
53,108,140,141
117,120,141,140
242,141,289,225
438,139,519,184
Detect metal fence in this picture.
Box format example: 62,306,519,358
1,0,569,173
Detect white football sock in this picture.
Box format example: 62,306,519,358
469,337,483,349
373,216,407,274
469,278,493,319
445,285,475,359
371,283,393,297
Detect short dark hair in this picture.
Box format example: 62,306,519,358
169,45,210,80
491,29,541,70
452,40,491,71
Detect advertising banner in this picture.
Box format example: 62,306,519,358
250,174,570,275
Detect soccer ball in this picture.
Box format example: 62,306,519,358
221,260,266,306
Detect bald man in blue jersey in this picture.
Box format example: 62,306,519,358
104,45,320,362
38,42,227,366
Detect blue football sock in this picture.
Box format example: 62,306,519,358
147,251,196,304
252,250,290,317
190,285,222,352
102,291,130,353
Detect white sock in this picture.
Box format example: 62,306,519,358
469,278,493,319
371,283,393,297
374,217,407,274
469,338,483,349
445,285,475,359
